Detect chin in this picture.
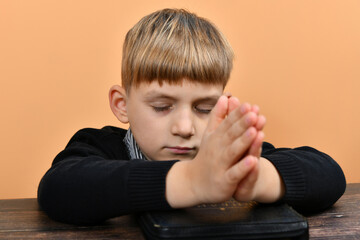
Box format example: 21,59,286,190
174,155,196,161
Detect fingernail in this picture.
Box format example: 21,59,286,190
246,113,254,125
241,105,247,114
246,128,255,138
245,157,253,166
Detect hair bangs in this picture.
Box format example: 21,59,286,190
122,9,234,91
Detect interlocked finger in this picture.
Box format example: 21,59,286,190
224,111,258,143
225,156,256,184
225,127,257,163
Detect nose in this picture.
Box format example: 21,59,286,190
171,108,195,138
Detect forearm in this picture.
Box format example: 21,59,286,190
38,158,176,224
261,143,346,212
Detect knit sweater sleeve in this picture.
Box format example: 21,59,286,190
261,142,346,213
37,127,177,225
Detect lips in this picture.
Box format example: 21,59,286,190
166,146,195,154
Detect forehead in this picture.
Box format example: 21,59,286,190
129,80,224,100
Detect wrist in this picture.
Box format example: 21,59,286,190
254,157,285,203
165,160,201,208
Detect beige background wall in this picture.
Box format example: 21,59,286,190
0,0,359,199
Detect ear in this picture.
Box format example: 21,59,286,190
109,85,129,124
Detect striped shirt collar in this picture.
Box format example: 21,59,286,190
123,128,148,160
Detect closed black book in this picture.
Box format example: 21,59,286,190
137,199,308,240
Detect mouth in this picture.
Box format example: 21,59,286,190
166,146,196,154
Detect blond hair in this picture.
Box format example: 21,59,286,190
121,8,234,91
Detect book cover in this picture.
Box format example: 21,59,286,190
137,199,308,240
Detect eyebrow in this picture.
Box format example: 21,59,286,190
143,92,176,101
193,96,221,104
143,91,221,103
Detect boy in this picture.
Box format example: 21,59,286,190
38,8,346,225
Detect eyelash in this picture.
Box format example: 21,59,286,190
152,106,212,114
153,106,172,112
195,107,212,114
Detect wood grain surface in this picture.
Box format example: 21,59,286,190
0,184,359,239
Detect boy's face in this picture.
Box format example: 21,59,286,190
125,80,223,161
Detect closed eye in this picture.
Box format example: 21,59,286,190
152,105,173,112
194,104,214,114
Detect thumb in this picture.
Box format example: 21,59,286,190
207,95,228,132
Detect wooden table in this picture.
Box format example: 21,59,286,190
0,183,359,239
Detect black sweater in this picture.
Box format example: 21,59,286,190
38,126,346,225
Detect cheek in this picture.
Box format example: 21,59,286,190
127,106,156,131
129,114,166,148
132,120,166,161
196,117,210,139
131,118,162,143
